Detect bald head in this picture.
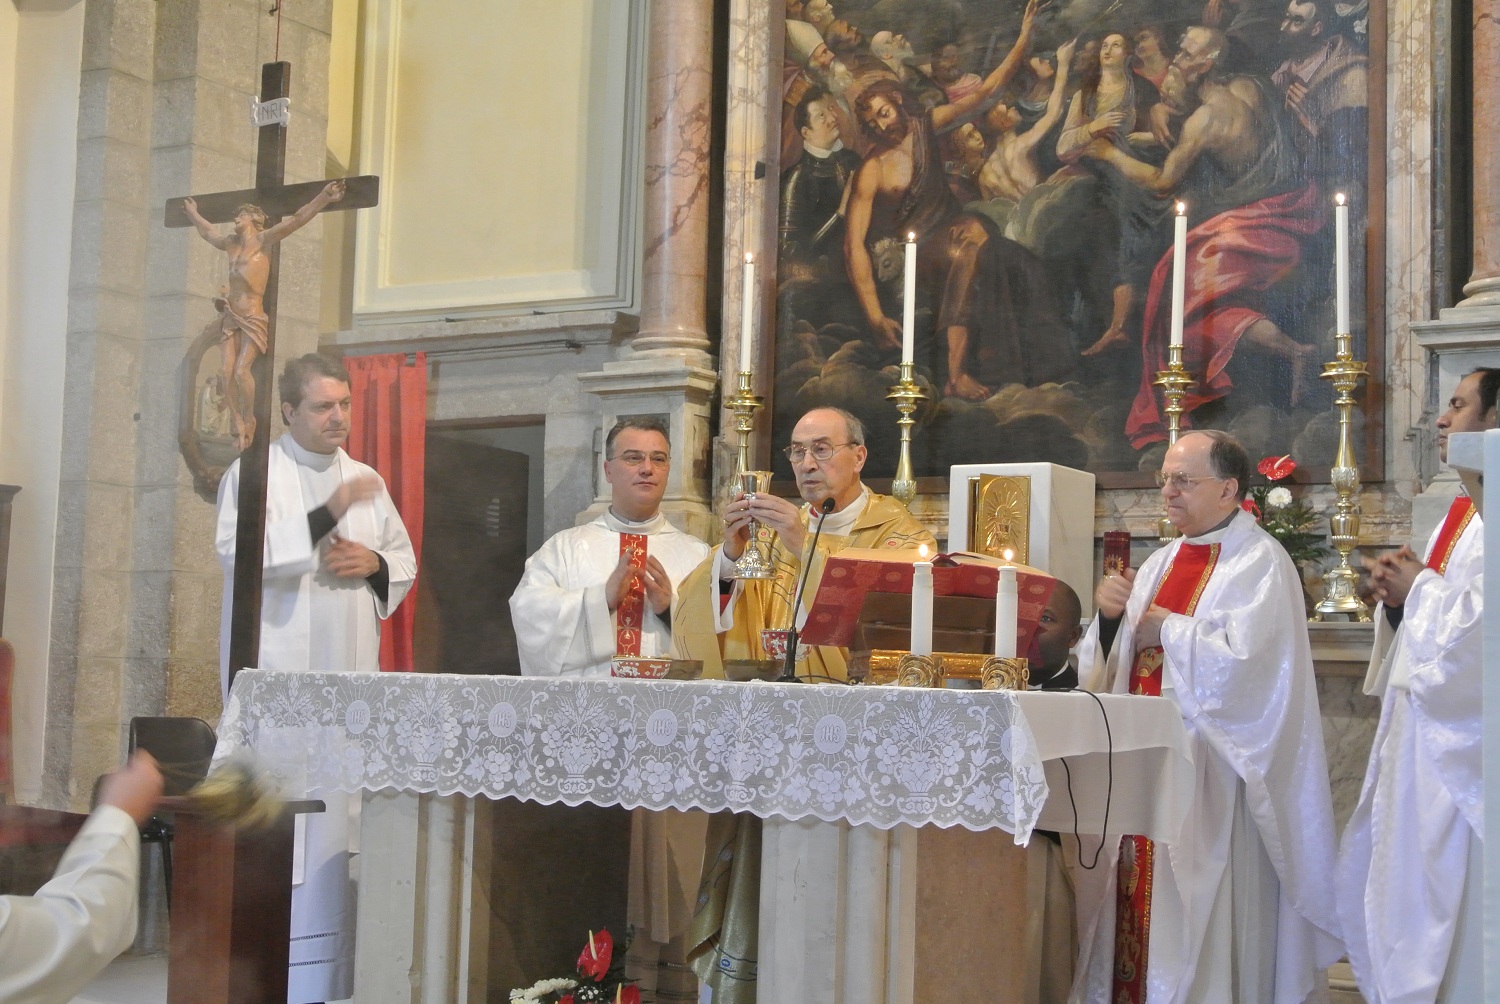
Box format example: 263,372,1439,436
1159,432,1246,537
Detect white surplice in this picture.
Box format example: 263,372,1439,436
0,806,139,1004
1338,507,1483,1003
1073,509,1342,1004
509,509,710,678
216,433,416,1004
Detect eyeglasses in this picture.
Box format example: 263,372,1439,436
1154,470,1221,491
783,442,856,464
613,451,670,468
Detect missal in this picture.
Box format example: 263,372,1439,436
799,548,1056,649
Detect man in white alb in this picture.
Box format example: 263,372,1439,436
1074,429,1341,1004
509,416,710,677
216,352,416,1003
1338,366,1496,1003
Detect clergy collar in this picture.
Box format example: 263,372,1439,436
802,139,846,159
604,507,669,534
808,485,869,536
283,433,340,472
1184,507,1247,544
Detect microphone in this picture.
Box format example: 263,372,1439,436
779,495,837,683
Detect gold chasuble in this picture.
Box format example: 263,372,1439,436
1114,541,1221,1004
674,491,932,1002
674,491,935,681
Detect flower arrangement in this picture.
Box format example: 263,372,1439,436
509,929,640,1004
1241,455,1331,566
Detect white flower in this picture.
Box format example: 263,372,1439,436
510,977,577,1001
1266,486,1293,509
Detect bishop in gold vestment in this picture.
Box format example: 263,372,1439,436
672,408,933,1000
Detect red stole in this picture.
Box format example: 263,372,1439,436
615,533,648,656
1427,496,1476,574
1113,541,1221,1004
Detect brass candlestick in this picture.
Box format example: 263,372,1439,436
725,369,764,477
1154,344,1196,542
887,361,927,506
1313,331,1371,622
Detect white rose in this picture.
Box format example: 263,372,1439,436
1266,486,1293,508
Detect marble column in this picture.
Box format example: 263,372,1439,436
631,0,714,364
1461,0,1500,306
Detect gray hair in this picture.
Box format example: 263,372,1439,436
279,353,350,409
1194,429,1251,500
805,406,866,446
605,415,670,458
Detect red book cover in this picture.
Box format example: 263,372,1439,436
800,548,1056,650
1103,530,1132,576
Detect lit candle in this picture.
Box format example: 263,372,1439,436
994,556,1018,659
902,232,917,365
911,543,933,656
1334,193,1349,334
1170,202,1187,348
740,253,756,372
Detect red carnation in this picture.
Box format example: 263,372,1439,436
1257,455,1296,481
1241,498,1262,519
577,929,614,981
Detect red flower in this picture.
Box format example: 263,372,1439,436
1241,498,1262,519
617,985,642,1004
559,996,574,1004
1257,455,1296,481
577,929,614,981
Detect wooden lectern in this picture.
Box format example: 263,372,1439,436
163,796,323,1004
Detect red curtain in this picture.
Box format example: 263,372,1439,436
345,353,426,672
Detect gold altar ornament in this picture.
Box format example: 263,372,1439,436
886,361,927,506
895,652,944,688
1312,331,1371,621
981,656,1030,691
725,369,764,477
967,473,1032,562
1153,343,1196,543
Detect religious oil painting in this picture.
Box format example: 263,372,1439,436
771,0,1381,486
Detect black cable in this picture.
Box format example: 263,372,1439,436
1058,690,1113,870
778,496,837,683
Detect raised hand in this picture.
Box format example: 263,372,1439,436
1095,565,1136,619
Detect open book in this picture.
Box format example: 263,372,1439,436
799,547,1056,650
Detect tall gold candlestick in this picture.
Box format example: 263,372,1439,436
886,361,926,506
725,369,764,477
1313,331,1371,621
1153,344,1196,542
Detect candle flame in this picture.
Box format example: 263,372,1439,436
1335,192,1346,206
744,252,754,264
906,231,916,242
918,543,929,559
1175,201,1186,216
1002,548,1014,562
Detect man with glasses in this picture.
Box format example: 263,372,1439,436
510,416,709,678
675,406,934,683
1338,367,1498,1002
1072,430,1340,1004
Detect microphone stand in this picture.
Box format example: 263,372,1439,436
778,496,837,683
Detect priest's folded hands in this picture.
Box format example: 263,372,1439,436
605,547,674,616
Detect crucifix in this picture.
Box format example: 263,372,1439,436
164,61,379,689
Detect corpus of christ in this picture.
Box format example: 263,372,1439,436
0,2,1496,1004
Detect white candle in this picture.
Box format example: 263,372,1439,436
994,565,1018,659
740,253,756,371
911,545,933,656
1334,193,1349,334
902,232,917,365
1170,203,1187,348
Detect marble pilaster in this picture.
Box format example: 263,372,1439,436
1460,0,1500,306
632,0,714,366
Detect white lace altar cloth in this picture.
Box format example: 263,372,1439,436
215,670,1050,839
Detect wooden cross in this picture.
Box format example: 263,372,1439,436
164,62,379,689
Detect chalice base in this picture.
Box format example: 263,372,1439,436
732,530,777,580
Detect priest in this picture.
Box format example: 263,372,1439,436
215,352,416,1004
1338,367,1496,1002
674,406,935,681
1074,430,1341,1004
674,407,933,1004
509,416,710,677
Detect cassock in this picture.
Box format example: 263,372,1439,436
673,488,933,1004
1338,495,1484,1002
216,432,416,1004
509,509,710,678
0,806,139,1004
674,488,936,682
1073,509,1341,1004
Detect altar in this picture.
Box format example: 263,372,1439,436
216,669,1194,1003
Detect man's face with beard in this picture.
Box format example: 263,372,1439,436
1280,0,1325,56
861,92,910,146
932,44,964,84
1164,27,1219,104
